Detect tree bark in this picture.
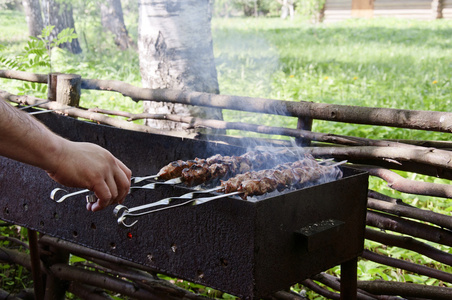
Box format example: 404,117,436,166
41,0,82,54
138,0,223,133
100,0,134,50
22,0,44,37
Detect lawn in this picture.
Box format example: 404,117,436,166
1,8,452,299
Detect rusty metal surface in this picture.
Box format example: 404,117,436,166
0,113,368,299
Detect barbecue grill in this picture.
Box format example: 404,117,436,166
0,113,368,299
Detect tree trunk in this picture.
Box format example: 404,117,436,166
138,0,223,133
42,0,82,54
100,0,134,50
22,0,43,37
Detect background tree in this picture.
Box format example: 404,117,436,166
22,0,43,37
100,0,135,50
277,0,294,19
138,0,223,133
41,0,82,54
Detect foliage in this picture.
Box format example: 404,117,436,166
0,223,32,293
0,23,78,97
295,0,325,22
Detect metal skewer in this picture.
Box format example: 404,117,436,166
50,177,184,203
28,109,57,115
50,188,91,203
113,186,221,217
115,190,241,228
19,100,50,110
132,174,160,184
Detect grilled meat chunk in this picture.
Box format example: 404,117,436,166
181,163,211,186
220,161,343,198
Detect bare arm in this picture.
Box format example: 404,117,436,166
0,100,131,211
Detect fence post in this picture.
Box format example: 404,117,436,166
47,73,60,102
295,116,312,147
56,74,81,107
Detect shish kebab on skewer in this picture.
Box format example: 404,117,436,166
114,159,344,227
138,150,318,186
220,160,343,198
152,151,284,181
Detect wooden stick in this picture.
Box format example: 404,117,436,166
362,250,452,284
366,210,452,246
356,166,452,199
367,197,452,230
357,279,452,299
88,107,420,148
300,146,452,172
365,228,452,266
0,90,198,140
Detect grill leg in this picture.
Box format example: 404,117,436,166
340,257,357,300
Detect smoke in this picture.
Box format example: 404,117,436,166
213,24,280,98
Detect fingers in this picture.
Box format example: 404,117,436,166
87,159,132,212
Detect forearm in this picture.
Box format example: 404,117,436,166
0,99,63,173
1,99,132,211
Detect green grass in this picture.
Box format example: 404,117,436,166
1,8,452,299
213,17,452,141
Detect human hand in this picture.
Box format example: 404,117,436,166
46,140,132,212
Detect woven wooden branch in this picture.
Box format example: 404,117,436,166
79,78,452,133
89,107,429,149
0,246,33,270
68,282,114,300
366,211,452,246
308,274,378,300
362,250,452,284
300,279,340,300
50,263,180,300
0,236,29,249
367,198,452,230
301,146,452,172
356,166,452,199
368,190,413,207
0,69,47,84
263,291,308,300
0,90,200,140
365,228,452,266
39,235,156,273
357,280,452,299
